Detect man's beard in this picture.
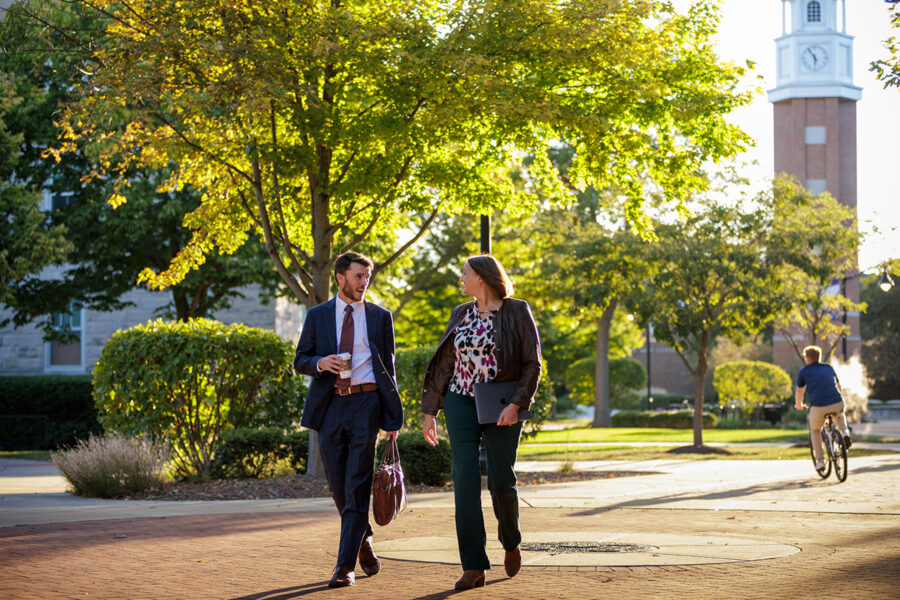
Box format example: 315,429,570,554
342,282,366,302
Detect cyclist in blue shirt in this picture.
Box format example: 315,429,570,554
795,345,852,471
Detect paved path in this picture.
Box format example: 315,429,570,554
2,452,899,599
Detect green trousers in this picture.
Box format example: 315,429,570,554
443,390,523,571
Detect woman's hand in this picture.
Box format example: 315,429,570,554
497,403,519,426
423,414,439,446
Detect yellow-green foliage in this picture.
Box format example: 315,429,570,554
713,360,791,419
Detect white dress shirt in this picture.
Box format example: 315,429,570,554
332,296,376,385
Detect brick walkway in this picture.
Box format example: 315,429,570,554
2,506,898,600
3,454,899,600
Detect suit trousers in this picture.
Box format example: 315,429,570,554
443,390,522,571
317,390,380,568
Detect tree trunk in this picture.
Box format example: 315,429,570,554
692,333,710,447
692,367,706,447
592,300,617,428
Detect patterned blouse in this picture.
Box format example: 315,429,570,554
449,304,498,396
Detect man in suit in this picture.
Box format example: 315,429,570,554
294,251,403,588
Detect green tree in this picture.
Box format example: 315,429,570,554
861,258,900,400
566,356,647,411
713,360,792,421
0,1,282,331
537,213,650,426
767,178,864,362
626,195,786,448
871,2,900,88
50,0,752,311
0,75,72,310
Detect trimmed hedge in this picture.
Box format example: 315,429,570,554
94,319,305,480
377,431,451,487
713,360,792,420
0,375,101,450
212,427,308,478
611,410,718,428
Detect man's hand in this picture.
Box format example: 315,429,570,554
795,403,808,411
384,430,399,442
317,355,345,374
423,414,439,446
497,403,519,426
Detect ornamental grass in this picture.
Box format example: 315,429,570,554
51,434,167,498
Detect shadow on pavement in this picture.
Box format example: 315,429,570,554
228,581,331,599
568,473,870,516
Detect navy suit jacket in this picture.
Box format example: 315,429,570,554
294,298,403,432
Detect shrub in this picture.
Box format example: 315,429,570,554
378,431,451,486
51,434,167,498
714,360,792,420
643,393,694,410
611,410,717,428
524,360,555,437
395,346,555,437
213,427,308,478
609,357,648,410
396,346,437,432
565,357,647,410
0,375,101,450
93,319,304,480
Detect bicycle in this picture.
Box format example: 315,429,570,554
809,411,848,482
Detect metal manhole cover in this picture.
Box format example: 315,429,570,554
521,542,658,553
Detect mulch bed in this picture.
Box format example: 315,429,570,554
123,470,648,502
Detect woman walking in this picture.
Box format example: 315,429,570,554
421,254,542,590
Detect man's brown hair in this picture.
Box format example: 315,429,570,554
803,345,822,362
334,252,374,278
466,254,513,299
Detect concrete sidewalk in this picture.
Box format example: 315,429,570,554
2,452,899,599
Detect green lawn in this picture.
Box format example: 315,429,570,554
528,427,894,444
518,444,896,462
0,450,52,461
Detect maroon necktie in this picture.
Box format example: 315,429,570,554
336,304,354,391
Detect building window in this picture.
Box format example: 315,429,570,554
51,191,77,210
807,1,821,23
46,301,83,369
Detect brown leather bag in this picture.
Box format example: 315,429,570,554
372,437,407,526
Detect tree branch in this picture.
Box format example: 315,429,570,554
373,207,440,278
250,153,309,305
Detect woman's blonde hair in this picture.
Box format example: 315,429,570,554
466,254,513,299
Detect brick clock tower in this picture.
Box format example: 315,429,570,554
768,0,861,369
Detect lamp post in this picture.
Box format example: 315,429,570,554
480,215,491,254
646,324,652,406
840,268,894,359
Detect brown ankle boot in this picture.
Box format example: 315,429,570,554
505,547,521,577
454,570,485,590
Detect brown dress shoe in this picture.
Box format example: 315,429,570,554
358,536,381,577
504,547,522,577
328,565,355,588
454,569,485,590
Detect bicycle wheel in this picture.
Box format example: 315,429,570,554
831,431,848,482
811,429,831,479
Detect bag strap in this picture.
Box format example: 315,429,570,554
379,436,400,467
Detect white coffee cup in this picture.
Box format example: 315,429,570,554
338,352,352,379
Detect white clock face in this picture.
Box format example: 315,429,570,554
801,45,828,72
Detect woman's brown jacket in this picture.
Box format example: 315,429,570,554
421,297,542,416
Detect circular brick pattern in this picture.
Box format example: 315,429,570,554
375,530,801,567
